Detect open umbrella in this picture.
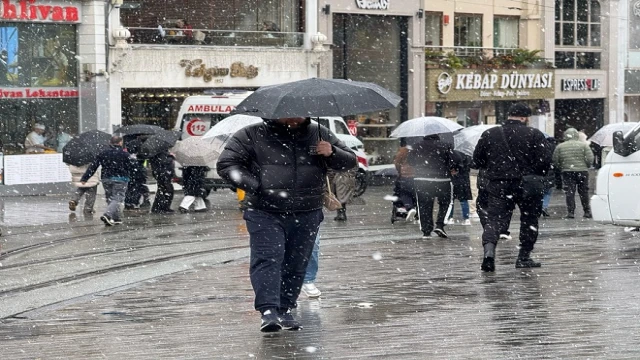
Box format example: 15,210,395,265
171,136,221,167
140,130,180,158
588,122,639,147
390,117,463,138
231,78,402,118
114,124,165,137
202,114,263,139
453,125,500,156
62,130,111,166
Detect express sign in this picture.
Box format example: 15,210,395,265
561,78,600,92
1,0,81,23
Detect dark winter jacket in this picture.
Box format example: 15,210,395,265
216,119,357,212
451,150,473,200
407,136,457,180
552,128,594,172
150,152,175,180
81,145,132,182
473,120,552,181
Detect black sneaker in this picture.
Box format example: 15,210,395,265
515,258,542,268
564,213,575,219
279,309,302,331
260,309,282,333
583,212,593,219
481,257,495,272
140,200,151,209
100,215,115,226
434,228,448,238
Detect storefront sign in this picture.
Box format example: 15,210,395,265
3,153,71,185
560,78,600,92
0,87,79,99
356,0,390,10
1,0,80,23
180,59,259,83
426,69,555,102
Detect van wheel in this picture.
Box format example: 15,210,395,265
353,169,368,198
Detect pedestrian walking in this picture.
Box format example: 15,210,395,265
68,164,99,214
392,139,417,221
179,166,208,212
302,232,322,298
552,128,594,219
329,165,357,221
81,136,133,226
217,117,356,332
473,103,552,271
447,150,472,226
474,166,512,240
407,134,457,238
124,136,151,210
149,150,175,214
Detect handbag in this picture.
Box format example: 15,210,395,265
323,175,343,211
499,128,545,197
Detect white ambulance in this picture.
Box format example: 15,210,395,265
591,123,640,228
173,91,253,139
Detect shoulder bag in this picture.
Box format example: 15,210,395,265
318,125,343,211
499,128,545,198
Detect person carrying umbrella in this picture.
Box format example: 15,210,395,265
149,149,176,214
217,117,356,332
407,134,458,238
179,165,208,212
552,128,594,219
473,103,552,272
124,135,151,210
81,136,134,226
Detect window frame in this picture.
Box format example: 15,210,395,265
425,12,443,47
555,0,601,47
493,16,520,49
454,13,483,48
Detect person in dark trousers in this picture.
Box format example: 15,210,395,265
407,134,457,238
217,117,356,333
392,138,416,221
150,150,175,214
473,103,552,272
179,166,209,212
124,136,150,210
447,150,473,225
552,128,594,219
474,166,512,240
81,136,133,226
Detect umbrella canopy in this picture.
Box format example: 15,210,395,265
231,78,402,118
588,122,639,146
171,136,221,167
114,124,165,137
390,117,463,138
62,130,111,166
140,130,180,158
202,114,263,139
453,125,500,156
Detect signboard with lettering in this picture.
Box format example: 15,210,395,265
3,153,71,185
0,0,81,23
356,0,389,10
0,87,79,99
560,78,600,92
426,69,555,102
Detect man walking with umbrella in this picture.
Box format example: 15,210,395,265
81,135,134,226
473,103,552,271
217,117,356,332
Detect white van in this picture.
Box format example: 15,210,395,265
173,91,253,139
591,123,640,228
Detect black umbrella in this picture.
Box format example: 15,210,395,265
62,130,111,166
114,124,165,137
139,130,180,158
231,78,403,118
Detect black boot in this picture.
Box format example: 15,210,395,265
583,206,593,219
515,248,541,268
564,212,575,219
334,206,347,221
481,243,496,272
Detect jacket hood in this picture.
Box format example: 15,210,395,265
563,128,579,141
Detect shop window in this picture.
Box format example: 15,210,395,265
554,51,600,69
454,14,482,57
494,17,519,49
425,12,443,47
0,23,77,88
555,0,601,47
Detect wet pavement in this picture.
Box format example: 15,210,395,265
1,186,640,359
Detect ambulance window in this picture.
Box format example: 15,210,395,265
318,118,330,129
334,120,350,135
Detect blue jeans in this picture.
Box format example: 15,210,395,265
102,179,128,221
304,233,321,283
449,200,470,220
542,188,553,209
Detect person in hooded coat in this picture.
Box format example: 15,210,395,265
447,150,473,225
150,150,175,214
217,117,356,333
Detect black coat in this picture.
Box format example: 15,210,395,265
217,120,356,212
150,152,175,180
473,120,552,181
81,145,132,182
407,137,457,180
451,151,472,200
